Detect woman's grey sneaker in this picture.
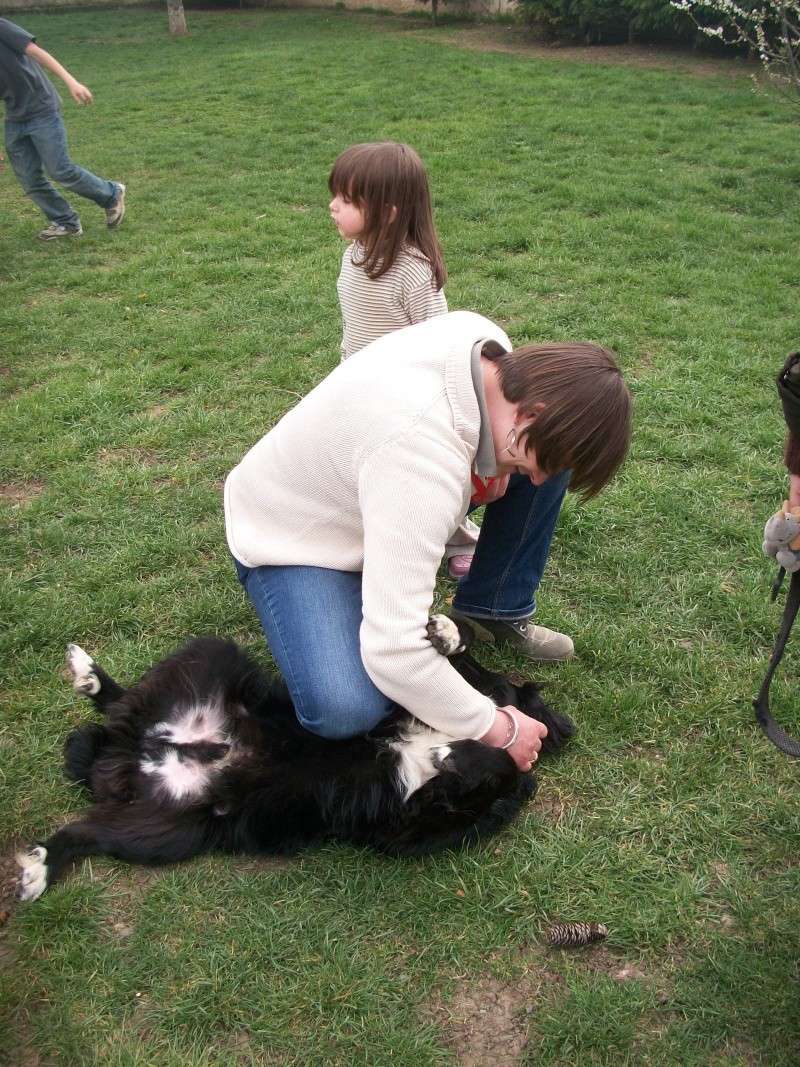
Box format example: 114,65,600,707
106,183,126,228
449,610,575,662
38,222,82,241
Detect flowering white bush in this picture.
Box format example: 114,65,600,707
671,1,800,102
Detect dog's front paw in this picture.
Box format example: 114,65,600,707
66,643,100,696
426,615,466,657
16,846,49,902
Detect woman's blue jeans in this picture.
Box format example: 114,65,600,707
5,110,117,228
235,471,568,739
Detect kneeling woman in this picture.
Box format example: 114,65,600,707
224,311,631,772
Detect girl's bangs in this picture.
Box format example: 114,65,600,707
329,158,362,202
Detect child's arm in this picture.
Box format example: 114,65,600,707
25,41,93,105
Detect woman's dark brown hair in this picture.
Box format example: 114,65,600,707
495,342,632,498
328,141,446,290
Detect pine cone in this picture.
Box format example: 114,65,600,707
546,921,608,948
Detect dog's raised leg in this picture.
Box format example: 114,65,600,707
426,614,474,657
63,645,130,788
66,643,127,711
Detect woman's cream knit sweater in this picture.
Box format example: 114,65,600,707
224,311,511,738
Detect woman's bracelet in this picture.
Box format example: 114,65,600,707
495,707,520,750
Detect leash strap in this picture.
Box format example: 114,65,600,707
754,567,800,756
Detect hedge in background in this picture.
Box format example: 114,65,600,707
515,0,698,43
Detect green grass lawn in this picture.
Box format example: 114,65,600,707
2,8,799,1064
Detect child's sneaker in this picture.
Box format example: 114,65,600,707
38,222,82,241
447,554,473,579
106,183,126,228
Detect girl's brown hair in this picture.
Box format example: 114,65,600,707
495,342,632,498
329,141,446,290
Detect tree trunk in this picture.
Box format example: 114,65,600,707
167,0,188,37
431,0,438,26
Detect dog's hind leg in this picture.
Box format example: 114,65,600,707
66,643,127,712
16,820,103,902
17,803,224,900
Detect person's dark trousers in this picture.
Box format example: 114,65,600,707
453,471,569,621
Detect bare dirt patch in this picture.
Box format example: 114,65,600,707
431,973,553,1066
623,741,666,762
227,855,294,876
533,786,569,822
426,944,575,1065
145,403,171,420
96,447,162,467
0,481,45,507
0,847,22,919
24,288,68,310
408,24,756,79
429,935,674,1064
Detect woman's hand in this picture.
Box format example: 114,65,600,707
479,705,548,771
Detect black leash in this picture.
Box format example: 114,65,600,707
753,567,800,757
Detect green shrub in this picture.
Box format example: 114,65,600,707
515,0,695,44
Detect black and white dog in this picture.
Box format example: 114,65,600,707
17,616,574,901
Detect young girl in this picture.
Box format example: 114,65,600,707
328,141,482,576
328,141,448,361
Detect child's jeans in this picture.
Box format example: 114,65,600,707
5,110,117,228
235,471,569,739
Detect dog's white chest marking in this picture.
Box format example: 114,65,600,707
147,701,229,746
391,721,459,801
141,701,231,801
141,750,212,800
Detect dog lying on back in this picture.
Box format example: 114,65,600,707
17,616,574,901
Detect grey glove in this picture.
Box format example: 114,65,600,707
763,504,800,572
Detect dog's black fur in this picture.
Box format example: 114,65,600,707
17,617,574,900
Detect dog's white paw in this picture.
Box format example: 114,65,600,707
66,643,100,696
426,614,465,657
16,846,49,902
